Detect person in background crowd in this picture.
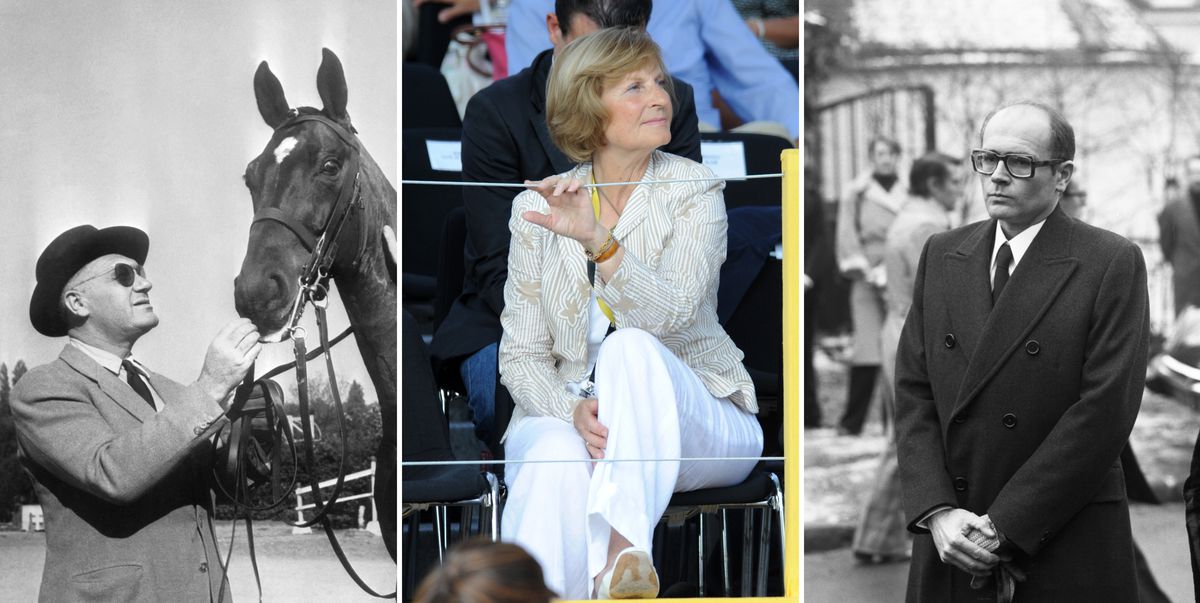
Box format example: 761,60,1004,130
853,151,963,564
1061,172,1173,603
835,136,906,436
896,101,1149,602
504,0,799,139
731,0,799,79
1160,156,1200,315
1060,177,1088,221
804,144,826,429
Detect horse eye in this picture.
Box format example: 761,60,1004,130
322,160,340,175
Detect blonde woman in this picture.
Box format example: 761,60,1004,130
498,27,763,599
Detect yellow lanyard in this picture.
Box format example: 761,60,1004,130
591,174,616,326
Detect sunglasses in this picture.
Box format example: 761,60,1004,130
73,262,146,289
970,149,1065,179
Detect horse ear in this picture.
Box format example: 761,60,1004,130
317,48,349,121
254,61,291,128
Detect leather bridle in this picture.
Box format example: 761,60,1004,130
215,110,395,600
251,111,369,344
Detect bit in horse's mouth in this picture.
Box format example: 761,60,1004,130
259,327,291,344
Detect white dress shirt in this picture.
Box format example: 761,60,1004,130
990,219,1047,288
69,338,162,411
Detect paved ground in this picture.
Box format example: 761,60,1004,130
0,521,396,602
804,348,1200,602
804,503,1193,602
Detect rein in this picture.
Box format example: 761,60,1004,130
216,111,395,600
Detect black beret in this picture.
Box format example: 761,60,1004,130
30,225,149,337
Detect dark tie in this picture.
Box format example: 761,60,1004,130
122,360,156,410
993,242,1013,305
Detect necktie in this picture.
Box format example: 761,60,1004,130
122,360,156,410
992,242,1013,305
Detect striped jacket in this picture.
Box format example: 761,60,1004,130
499,151,757,439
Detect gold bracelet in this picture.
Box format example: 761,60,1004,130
593,237,620,263
584,229,615,262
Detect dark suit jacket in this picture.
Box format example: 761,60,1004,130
429,48,701,386
895,207,1149,601
11,344,230,602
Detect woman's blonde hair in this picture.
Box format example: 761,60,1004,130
545,27,674,163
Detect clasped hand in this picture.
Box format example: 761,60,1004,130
927,508,1006,577
523,176,605,250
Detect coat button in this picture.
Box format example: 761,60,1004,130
945,334,956,349
199,562,208,573
953,477,968,491
1002,413,1018,428
953,414,967,424
1025,340,1040,355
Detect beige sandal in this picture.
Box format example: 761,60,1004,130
596,547,659,599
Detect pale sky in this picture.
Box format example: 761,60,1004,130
0,1,397,400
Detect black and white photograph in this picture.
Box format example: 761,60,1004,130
0,2,397,601
805,1,1200,601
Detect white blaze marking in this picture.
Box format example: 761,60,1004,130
274,136,299,163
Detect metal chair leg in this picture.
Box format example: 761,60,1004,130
698,512,707,596
487,472,500,542
461,506,474,543
406,511,421,600
771,474,786,575
434,506,446,562
757,507,772,595
741,507,754,596
721,509,731,597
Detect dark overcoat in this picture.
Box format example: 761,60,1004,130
895,207,1149,602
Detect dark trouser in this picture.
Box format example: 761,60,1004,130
804,290,822,427
839,365,880,435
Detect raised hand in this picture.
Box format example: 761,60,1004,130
196,318,262,404
523,176,607,251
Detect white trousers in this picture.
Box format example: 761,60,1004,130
502,328,763,599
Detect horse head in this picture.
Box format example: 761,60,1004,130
235,48,395,341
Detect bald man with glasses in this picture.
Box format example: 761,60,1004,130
894,101,1150,602
11,224,260,602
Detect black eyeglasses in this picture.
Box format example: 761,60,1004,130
970,149,1064,179
73,262,145,288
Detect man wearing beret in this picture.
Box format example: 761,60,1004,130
11,224,261,602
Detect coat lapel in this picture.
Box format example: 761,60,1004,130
953,208,1079,415
610,152,659,241
943,220,995,363
60,344,154,422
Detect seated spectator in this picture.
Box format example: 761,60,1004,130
430,0,700,453
505,0,799,139
499,28,762,599
732,0,799,82
414,540,556,603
